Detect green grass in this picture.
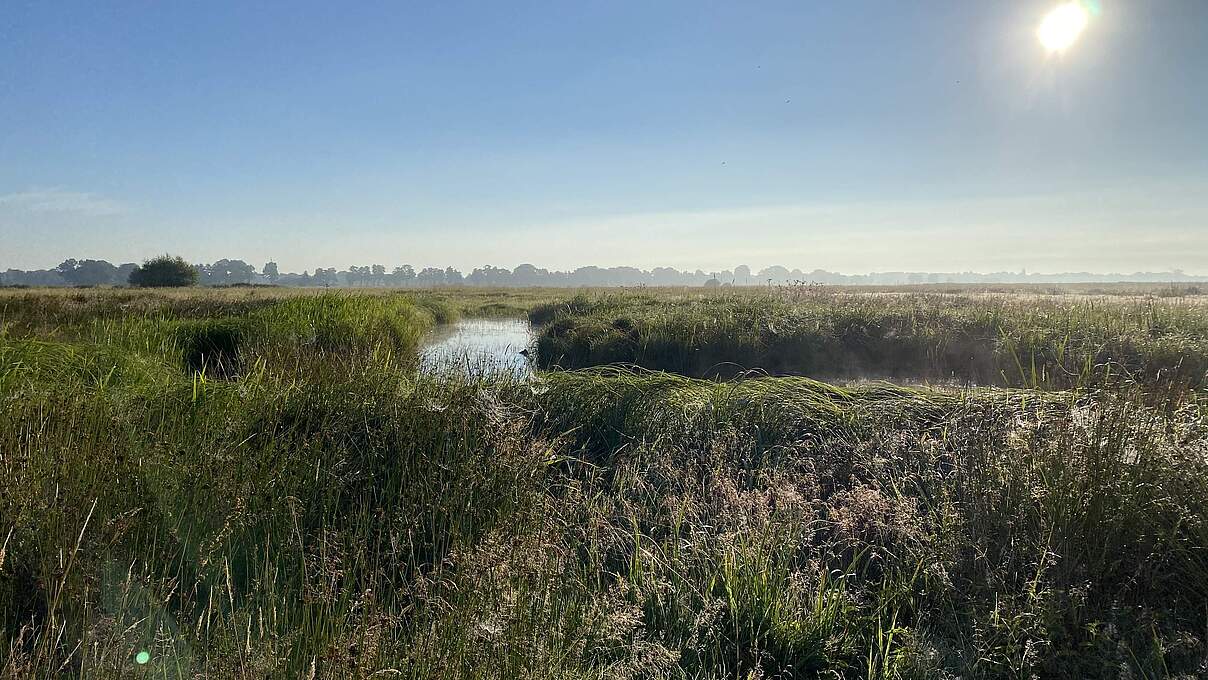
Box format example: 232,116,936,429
530,290,1208,389
1,288,1206,678
3,290,459,382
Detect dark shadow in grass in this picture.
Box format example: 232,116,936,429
174,319,247,378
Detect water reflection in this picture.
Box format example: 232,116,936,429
419,318,534,377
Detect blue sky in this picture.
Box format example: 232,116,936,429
2,0,1206,273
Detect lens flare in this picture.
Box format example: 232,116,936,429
1037,2,1089,53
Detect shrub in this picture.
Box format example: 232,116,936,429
128,255,198,288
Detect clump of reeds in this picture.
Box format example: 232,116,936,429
530,291,1208,390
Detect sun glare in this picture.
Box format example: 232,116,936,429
1038,2,1089,53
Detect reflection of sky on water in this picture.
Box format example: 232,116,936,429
419,318,534,378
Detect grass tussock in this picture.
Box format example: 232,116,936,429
530,291,1208,389
3,290,459,382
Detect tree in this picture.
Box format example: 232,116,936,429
471,265,513,286
393,265,416,287
128,255,198,288
55,259,121,286
263,261,279,283
735,264,751,285
758,265,791,284
54,259,78,277
314,267,339,287
417,267,446,286
206,259,257,285
196,259,256,285
513,263,547,286
116,263,138,284
345,266,370,286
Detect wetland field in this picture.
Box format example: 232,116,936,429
2,285,1207,678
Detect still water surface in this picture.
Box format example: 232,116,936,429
419,318,534,377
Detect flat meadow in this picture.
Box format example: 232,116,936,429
1,285,1206,678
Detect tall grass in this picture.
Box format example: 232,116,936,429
530,291,1208,390
517,370,1208,677
1,288,1206,677
3,291,459,382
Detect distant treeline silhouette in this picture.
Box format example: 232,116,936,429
2,258,1205,288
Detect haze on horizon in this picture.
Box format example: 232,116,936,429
2,1,1206,276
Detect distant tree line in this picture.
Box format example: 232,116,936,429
2,257,1205,288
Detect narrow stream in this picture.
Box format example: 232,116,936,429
419,318,535,377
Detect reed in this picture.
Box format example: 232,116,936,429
530,290,1208,390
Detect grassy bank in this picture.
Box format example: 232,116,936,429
1,290,457,385
530,291,1208,389
2,288,1207,678
0,285,561,339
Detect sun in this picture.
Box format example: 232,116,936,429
1037,2,1089,53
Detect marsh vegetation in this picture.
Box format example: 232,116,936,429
1,286,1206,678
531,290,1208,390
